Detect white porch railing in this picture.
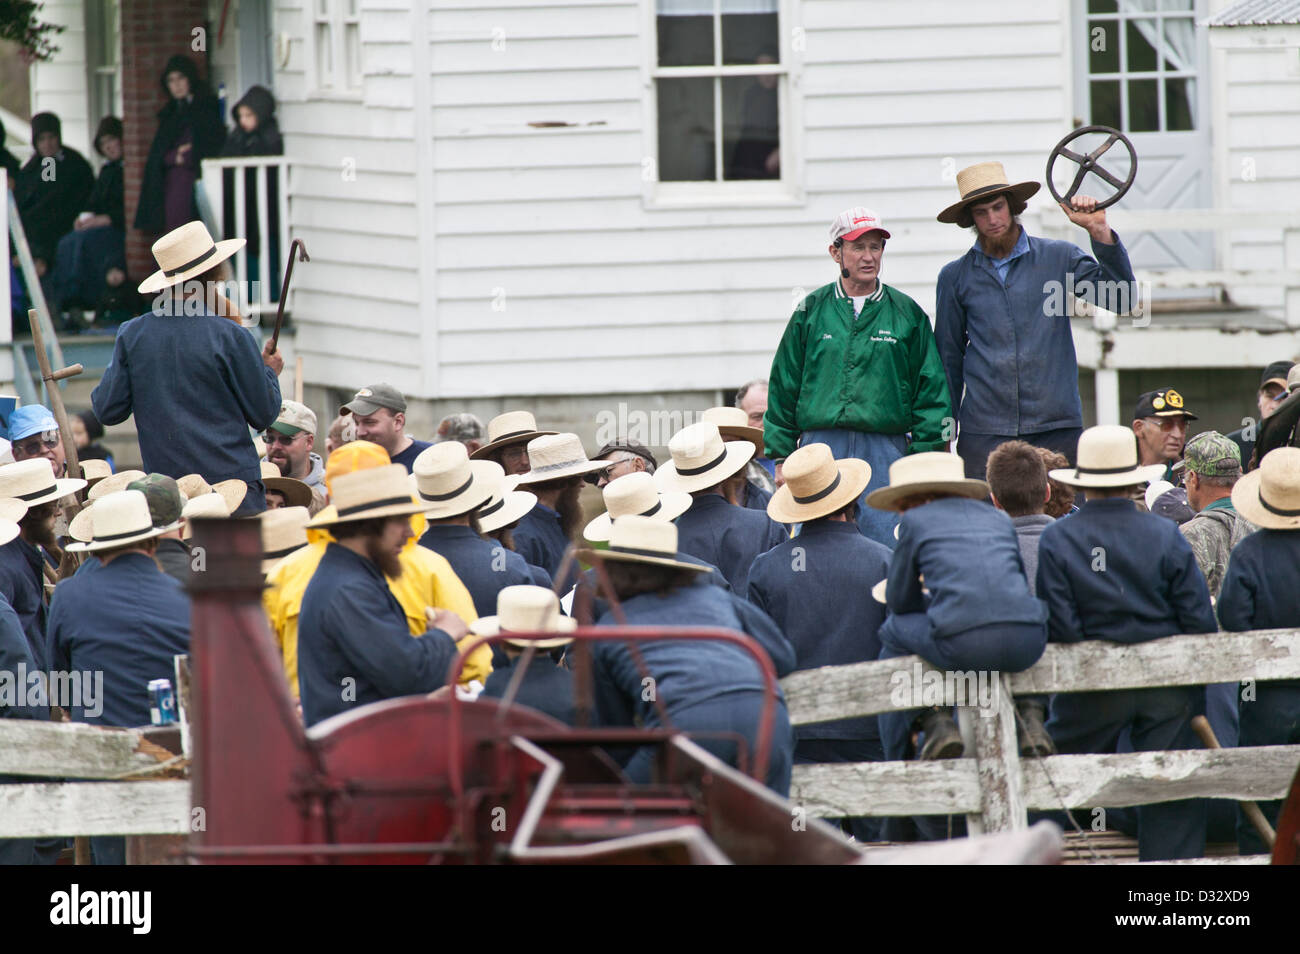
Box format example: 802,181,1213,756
199,157,293,318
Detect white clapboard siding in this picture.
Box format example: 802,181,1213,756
28,0,92,157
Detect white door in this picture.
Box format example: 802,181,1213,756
1072,0,1213,270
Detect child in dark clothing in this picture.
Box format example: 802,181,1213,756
220,85,283,295
475,586,576,726
1036,425,1218,861
868,452,1048,764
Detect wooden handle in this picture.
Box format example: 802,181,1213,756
1190,714,1276,847
46,364,84,382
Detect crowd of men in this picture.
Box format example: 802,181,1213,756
4,159,1300,866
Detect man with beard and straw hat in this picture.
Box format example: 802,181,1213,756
263,441,487,702
472,474,552,591
511,433,607,591
1217,446,1300,855
934,161,1136,480
91,220,284,516
476,585,578,726
296,465,469,726
471,411,555,476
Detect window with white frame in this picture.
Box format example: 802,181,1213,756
312,0,362,94
1085,0,1197,132
652,0,786,185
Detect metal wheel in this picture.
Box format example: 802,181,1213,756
1045,124,1137,211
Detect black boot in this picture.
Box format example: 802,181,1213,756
917,707,965,760
1016,699,1056,757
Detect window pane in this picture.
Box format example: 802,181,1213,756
722,12,778,64
657,77,716,181
1128,78,1159,131
1160,0,1192,9
1088,0,1117,12
317,0,328,18
723,74,779,179
657,14,714,66
1166,77,1195,130
1126,20,1158,72
316,23,333,87
1090,79,1120,128
1162,16,1195,72
345,23,361,89
1088,19,1119,74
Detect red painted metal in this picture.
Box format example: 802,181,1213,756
1273,763,1300,865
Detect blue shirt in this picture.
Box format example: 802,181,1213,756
573,551,729,621
0,595,45,865
1036,497,1216,645
91,307,281,508
1217,529,1300,687
886,497,1046,637
46,552,191,727
935,230,1135,435
513,503,577,590
417,524,536,618
983,226,1031,284
391,438,433,474
481,656,576,725
0,538,50,670
298,543,459,727
748,519,890,740
674,493,786,594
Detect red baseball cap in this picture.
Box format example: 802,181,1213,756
829,207,891,243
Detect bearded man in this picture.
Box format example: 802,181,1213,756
934,161,1136,479
512,433,605,591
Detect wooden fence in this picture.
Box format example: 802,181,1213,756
2,632,1298,863
784,629,1300,863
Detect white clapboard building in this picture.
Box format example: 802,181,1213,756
15,0,1300,448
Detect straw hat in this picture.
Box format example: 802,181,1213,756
1048,425,1166,489
865,452,988,512
0,458,86,506
68,502,95,543
0,498,27,547
514,433,606,485
66,490,173,553
1233,446,1300,530
469,584,577,649
476,474,537,534
767,443,871,524
937,161,1041,226
176,474,248,514
583,471,691,543
79,459,113,485
181,492,230,540
138,220,246,295
307,463,427,528
654,422,754,494
411,442,501,518
87,468,147,501
261,505,310,574
470,411,556,460
577,514,711,574
700,406,764,459
259,461,314,509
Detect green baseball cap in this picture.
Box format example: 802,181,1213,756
1176,431,1242,478
340,383,406,418
126,473,185,528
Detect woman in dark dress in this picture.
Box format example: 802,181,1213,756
220,85,284,294
134,55,225,237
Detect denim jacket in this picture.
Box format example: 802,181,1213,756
935,230,1135,435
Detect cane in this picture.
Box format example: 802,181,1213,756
270,239,309,353
1190,714,1276,848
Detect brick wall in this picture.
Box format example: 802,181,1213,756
121,0,211,281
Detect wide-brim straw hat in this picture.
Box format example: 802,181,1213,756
577,514,711,574
583,471,691,543
469,584,577,649
307,463,428,528
514,433,606,485
68,502,95,543
768,443,871,524
654,422,754,494
1233,446,1300,530
470,411,556,460
259,461,314,509
1048,425,1167,489
177,474,248,514
138,221,246,295
181,492,230,540
937,161,1041,226
66,490,175,553
865,452,988,512
476,475,537,534
262,505,310,573
700,406,764,459
0,498,26,547
87,468,147,501
0,458,87,507
79,459,113,485
412,442,501,518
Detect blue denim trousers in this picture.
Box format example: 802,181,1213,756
798,428,907,549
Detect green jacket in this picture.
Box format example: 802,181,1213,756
764,279,953,460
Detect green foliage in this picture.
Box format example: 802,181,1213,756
0,0,64,62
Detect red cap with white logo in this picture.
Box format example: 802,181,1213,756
829,207,891,243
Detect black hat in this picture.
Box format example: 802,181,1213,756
1134,388,1198,421
1259,361,1294,391
593,439,657,470
30,112,61,148
93,116,122,156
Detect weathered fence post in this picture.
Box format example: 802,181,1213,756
958,672,1025,834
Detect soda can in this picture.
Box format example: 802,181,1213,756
149,678,177,726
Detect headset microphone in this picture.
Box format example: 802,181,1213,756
836,236,849,278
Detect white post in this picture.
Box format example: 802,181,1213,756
1095,367,1121,426
256,163,271,311
0,171,11,394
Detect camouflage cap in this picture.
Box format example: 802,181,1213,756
1178,431,1242,478
435,413,485,444
126,473,185,528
